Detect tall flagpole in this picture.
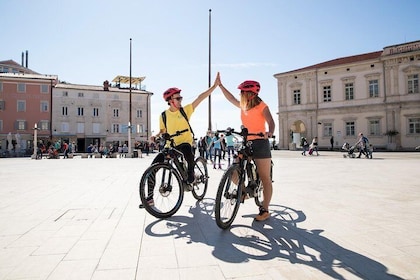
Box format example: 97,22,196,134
207,9,212,132
128,38,132,156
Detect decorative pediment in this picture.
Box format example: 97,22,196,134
289,82,302,89
319,79,333,86
402,65,420,74
364,72,381,79
341,76,356,82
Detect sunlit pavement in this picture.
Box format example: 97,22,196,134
0,150,419,279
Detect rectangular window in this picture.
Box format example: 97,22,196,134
78,92,84,97
323,123,333,137
62,106,68,116
0,100,5,110
0,81,3,92
369,120,380,136
77,107,84,116
63,91,68,97
345,83,354,100
93,108,99,117
61,122,70,133
40,84,49,93
17,83,26,93
136,124,144,134
92,123,100,134
408,118,420,134
408,74,419,94
136,109,142,118
369,80,379,97
113,109,119,117
17,100,26,112
40,121,49,130
0,120,3,132
345,121,355,136
77,122,84,134
17,120,26,130
40,101,49,112
112,123,120,133
293,90,301,105
323,86,331,102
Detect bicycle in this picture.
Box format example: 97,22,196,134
139,129,209,218
214,127,273,229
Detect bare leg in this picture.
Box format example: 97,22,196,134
254,158,273,211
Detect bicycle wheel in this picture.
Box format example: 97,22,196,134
215,164,243,229
254,180,264,207
139,163,184,219
191,156,208,200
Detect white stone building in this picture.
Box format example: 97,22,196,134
274,40,420,151
52,81,153,153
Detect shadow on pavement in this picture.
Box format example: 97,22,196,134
144,201,403,280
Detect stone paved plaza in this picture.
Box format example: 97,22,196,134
0,150,419,279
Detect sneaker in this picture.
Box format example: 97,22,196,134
187,171,195,184
241,192,249,203
255,207,270,221
139,197,154,208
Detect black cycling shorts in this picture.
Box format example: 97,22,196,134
250,139,271,159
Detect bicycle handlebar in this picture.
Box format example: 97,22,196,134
156,129,189,147
161,128,189,140
216,127,268,138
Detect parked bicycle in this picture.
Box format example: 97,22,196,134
214,127,273,229
139,129,209,218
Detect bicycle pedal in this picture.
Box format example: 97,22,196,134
184,184,193,192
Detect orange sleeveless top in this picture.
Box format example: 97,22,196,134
241,101,267,140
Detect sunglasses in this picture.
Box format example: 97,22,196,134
172,96,183,101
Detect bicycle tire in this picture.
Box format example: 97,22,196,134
191,157,208,200
254,180,264,207
215,164,243,229
139,163,184,218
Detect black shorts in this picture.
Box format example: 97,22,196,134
250,139,271,159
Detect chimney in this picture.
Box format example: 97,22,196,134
21,52,24,67
25,50,28,68
103,80,109,91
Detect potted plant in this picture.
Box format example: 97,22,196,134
384,130,399,150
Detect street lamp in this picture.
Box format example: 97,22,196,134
32,123,39,159
127,121,132,158
129,38,133,156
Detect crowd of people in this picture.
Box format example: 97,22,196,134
36,139,74,159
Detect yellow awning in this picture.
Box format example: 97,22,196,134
112,75,145,85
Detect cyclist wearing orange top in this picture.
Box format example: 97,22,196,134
218,76,275,221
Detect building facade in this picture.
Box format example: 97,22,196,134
52,82,153,153
0,58,154,156
274,40,420,151
0,72,57,155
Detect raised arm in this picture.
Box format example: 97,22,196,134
219,75,240,108
192,72,220,110
263,106,275,138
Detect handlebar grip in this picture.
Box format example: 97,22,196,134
169,128,189,138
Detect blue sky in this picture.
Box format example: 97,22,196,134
1,0,420,138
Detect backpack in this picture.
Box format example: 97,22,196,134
362,136,369,147
161,107,194,139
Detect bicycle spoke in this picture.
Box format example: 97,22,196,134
139,164,184,218
215,165,242,229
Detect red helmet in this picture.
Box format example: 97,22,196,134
237,80,260,94
163,87,181,101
